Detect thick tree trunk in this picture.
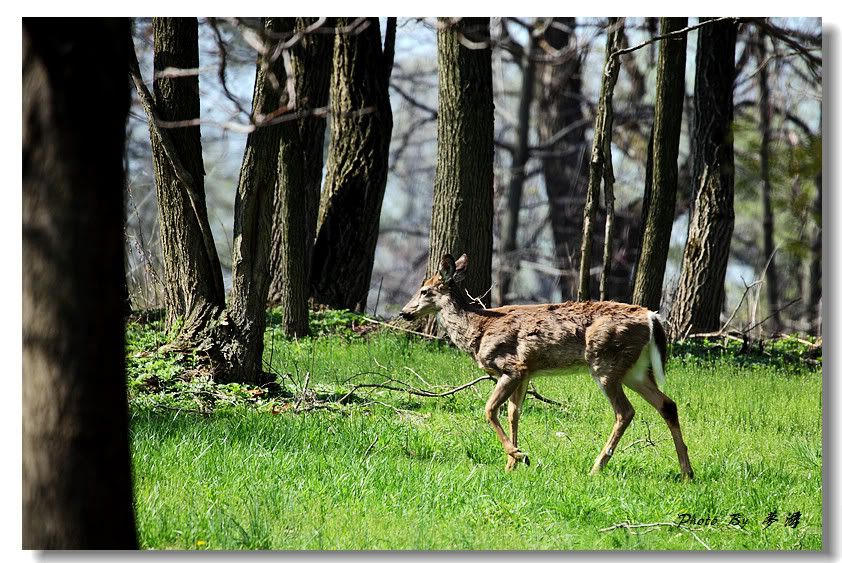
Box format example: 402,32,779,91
578,18,623,301
23,18,137,549
310,17,393,313
149,17,225,338
669,19,737,338
427,17,495,305
631,17,688,311
267,17,334,321
755,32,782,334
537,17,588,300
498,33,536,304
225,18,287,380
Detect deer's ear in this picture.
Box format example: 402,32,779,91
439,254,456,282
454,254,468,272
452,254,468,283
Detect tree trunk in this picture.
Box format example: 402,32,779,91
225,18,287,379
807,126,822,335
427,17,495,305
669,19,737,338
537,17,588,300
498,32,537,304
149,17,225,339
267,17,334,320
577,18,623,301
755,32,782,334
23,18,137,548
631,17,688,311
310,17,393,313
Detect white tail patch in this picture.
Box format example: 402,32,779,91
648,311,666,388
622,311,666,389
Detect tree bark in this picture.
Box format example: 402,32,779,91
669,19,737,338
427,17,495,305
807,122,822,335
755,31,782,334
537,18,589,301
498,32,537,304
23,18,137,549
578,18,623,301
149,17,225,339
225,17,287,379
267,17,334,321
310,17,393,313
631,17,688,311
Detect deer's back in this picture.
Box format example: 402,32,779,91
473,301,652,376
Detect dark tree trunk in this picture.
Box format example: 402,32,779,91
310,17,393,313
755,32,782,334
631,17,688,311
149,17,225,339
669,19,737,338
807,129,822,335
578,18,622,301
427,17,495,305
267,17,334,322
498,33,537,304
537,17,588,300
23,18,137,549
225,17,287,380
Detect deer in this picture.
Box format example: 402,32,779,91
399,253,694,479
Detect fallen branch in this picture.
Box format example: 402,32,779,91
599,521,711,551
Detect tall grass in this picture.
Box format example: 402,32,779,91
129,320,822,550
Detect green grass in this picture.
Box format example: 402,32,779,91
128,314,822,550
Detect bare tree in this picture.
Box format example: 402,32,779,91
131,18,298,382
498,27,537,304
670,18,738,338
536,17,588,300
23,18,137,548
147,18,226,340
311,17,395,312
427,17,495,306
754,30,782,334
578,18,623,301
631,18,688,311
225,17,287,376
268,17,335,333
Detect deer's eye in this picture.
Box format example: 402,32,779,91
421,288,430,296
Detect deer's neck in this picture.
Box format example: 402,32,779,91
437,297,483,355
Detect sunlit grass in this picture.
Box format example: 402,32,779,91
129,324,822,550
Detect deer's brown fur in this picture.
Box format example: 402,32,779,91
400,253,694,479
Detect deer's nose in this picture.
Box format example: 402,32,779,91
399,310,414,320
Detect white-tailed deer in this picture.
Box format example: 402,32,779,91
399,253,694,479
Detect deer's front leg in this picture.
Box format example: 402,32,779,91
484,374,528,468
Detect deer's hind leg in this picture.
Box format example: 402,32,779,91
484,373,529,468
505,378,531,471
623,372,694,480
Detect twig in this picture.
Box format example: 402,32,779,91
527,383,564,407
599,521,711,551
612,17,738,59
743,298,801,334
363,435,379,457
294,371,311,412
336,375,495,405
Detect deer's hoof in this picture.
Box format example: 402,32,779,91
506,451,530,470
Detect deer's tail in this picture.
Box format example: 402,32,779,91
648,311,668,388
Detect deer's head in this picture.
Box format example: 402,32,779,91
399,253,468,320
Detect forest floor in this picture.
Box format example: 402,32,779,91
127,310,822,550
